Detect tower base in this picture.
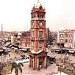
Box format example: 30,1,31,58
29,51,47,70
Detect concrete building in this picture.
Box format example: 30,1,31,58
10,32,22,47
29,1,47,70
57,29,75,48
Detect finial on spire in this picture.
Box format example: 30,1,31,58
37,0,39,3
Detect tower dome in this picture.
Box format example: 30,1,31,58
33,0,42,8
34,2,41,8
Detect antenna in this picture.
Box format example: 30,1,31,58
1,24,3,34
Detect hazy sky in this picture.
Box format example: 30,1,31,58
0,0,74,31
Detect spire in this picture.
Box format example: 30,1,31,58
34,0,42,8
37,0,39,3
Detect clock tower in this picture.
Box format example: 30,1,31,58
29,1,47,70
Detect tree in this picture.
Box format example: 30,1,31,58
0,62,12,75
46,29,57,47
11,62,23,75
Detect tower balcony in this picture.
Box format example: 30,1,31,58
31,18,45,21
38,37,46,41
31,37,46,41
31,37,35,41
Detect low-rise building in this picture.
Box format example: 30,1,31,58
57,29,75,48
21,31,30,48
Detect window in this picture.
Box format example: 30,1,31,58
32,42,34,48
69,39,72,43
32,31,34,37
32,22,34,28
38,14,39,18
65,33,68,37
65,39,68,42
60,34,63,37
69,34,72,37
39,42,43,48
60,39,63,42
39,31,43,38
39,22,43,27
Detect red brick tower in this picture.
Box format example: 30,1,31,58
29,1,47,70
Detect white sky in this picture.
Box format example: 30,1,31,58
0,0,74,31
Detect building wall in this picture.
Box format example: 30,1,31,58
21,37,30,47
57,29,75,48
21,31,30,48
29,2,47,70
21,28,48,48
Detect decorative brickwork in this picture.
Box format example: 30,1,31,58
29,1,47,70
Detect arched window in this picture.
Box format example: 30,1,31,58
65,39,68,42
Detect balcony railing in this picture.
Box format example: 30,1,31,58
39,37,46,41
31,37,46,41
31,37,35,41
31,18,45,21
